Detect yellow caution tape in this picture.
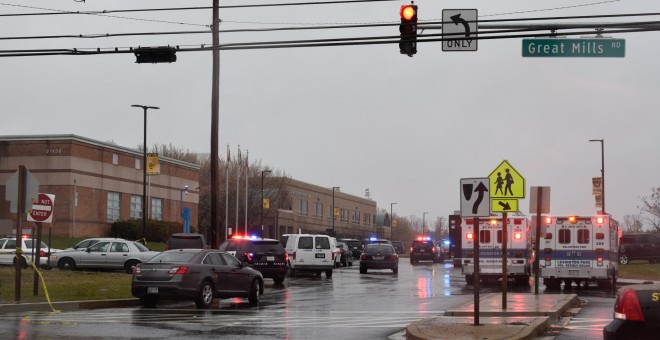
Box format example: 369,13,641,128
24,256,60,314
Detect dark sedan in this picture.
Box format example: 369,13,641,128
132,249,264,309
359,244,398,274
604,282,660,339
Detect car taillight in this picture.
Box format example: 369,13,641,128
432,247,436,253
168,266,189,275
410,247,413,253
285,253,289,262
387,255,397,260
244,252,254,261
614,289,645,321
39,250,46,257
133,266,141,275
360,254,367,261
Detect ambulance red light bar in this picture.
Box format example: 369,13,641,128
596,217,604,224
514,232,522,240
489,219,498,225
545,217,552,224
568,216,577,223
466,232,474,240
416,236,431,241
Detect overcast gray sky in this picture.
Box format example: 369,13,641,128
2,0,659,226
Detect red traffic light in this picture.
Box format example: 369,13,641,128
400,5,416,21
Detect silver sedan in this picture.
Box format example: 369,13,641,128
50,240,160,274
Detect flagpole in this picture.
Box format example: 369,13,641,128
236,146,241,232
225,144,230,240
245,150,249,235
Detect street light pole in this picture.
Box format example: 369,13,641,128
261,170,271,238
589,139,605,215
332,187,340,236
390,203,397,239
422,212,428,234
132,104,159,242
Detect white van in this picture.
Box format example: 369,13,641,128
281,234,334,277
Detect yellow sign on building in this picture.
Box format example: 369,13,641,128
146,153,159,175
488,160,525,199
263,198,270,209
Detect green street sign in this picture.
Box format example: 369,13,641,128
522,38,625,58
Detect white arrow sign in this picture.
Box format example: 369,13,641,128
460,178,490,217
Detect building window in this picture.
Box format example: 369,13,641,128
112,154,119,165
130,195,143,219
363,213,371,226
353,210,360,224
313,201,323,218
297,199,308,217
135,158,141,170
340,208,349,223
151,198,163,221
107,192,120,222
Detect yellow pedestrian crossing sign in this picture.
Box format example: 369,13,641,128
489,160,525,199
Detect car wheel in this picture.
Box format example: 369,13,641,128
248,279,261,306
325,269,333,278
410,258,414,265
273,276,285,284
139,296,158,308
392,267,398,275
619,254,629,265
360,267,367,274
124,260,139,274
195,280,214,309
58,258,76,271
341,258,347,267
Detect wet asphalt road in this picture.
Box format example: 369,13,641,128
0,260,617,339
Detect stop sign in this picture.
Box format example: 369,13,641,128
27,193,55,223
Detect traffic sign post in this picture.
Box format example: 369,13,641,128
442,9,478,51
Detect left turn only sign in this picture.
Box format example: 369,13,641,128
27,193,55,223
460,178,490,217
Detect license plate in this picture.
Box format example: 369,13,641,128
419,249,425,252
267,256,275,261
373,256,384,260
569,270,579,276
315,253,325,258
148,287,158,294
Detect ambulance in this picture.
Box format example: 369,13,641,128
461,216,532,285
538,215,619,289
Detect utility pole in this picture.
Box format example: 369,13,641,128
210,0,221,248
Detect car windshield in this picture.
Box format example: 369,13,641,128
364,245,394,254
133,242,149,252
24,240,48,249
250,240,285,253
345,241,360,247
148,251,197,263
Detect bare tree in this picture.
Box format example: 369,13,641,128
639,187,660,231
622,214,644,233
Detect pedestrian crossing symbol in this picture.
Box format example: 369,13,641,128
488,160,525,199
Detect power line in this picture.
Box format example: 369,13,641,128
1,25,658,58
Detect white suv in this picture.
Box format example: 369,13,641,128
0,237,60,268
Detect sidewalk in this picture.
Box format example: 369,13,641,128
406,293,579,340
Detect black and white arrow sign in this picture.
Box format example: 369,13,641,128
460,178,491,217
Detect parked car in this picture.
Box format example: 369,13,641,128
436,239,451,262
336,241,354,267
50,239,160,273
391,241,405,254
409,236,439,264
0,236,60,268
132,249,264,309
165,233,208,250
619,233,660,264
218,235,289,284
603,282,660,339
339,238,362,258
359,244,399,274
281,234,334,277
64,237,126,251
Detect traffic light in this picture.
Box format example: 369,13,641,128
134,46,177,64
399,4,418,56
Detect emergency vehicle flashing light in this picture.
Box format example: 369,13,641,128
545,217,552,224
466,232,474,240
514,232,522,240
416,236,431,241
